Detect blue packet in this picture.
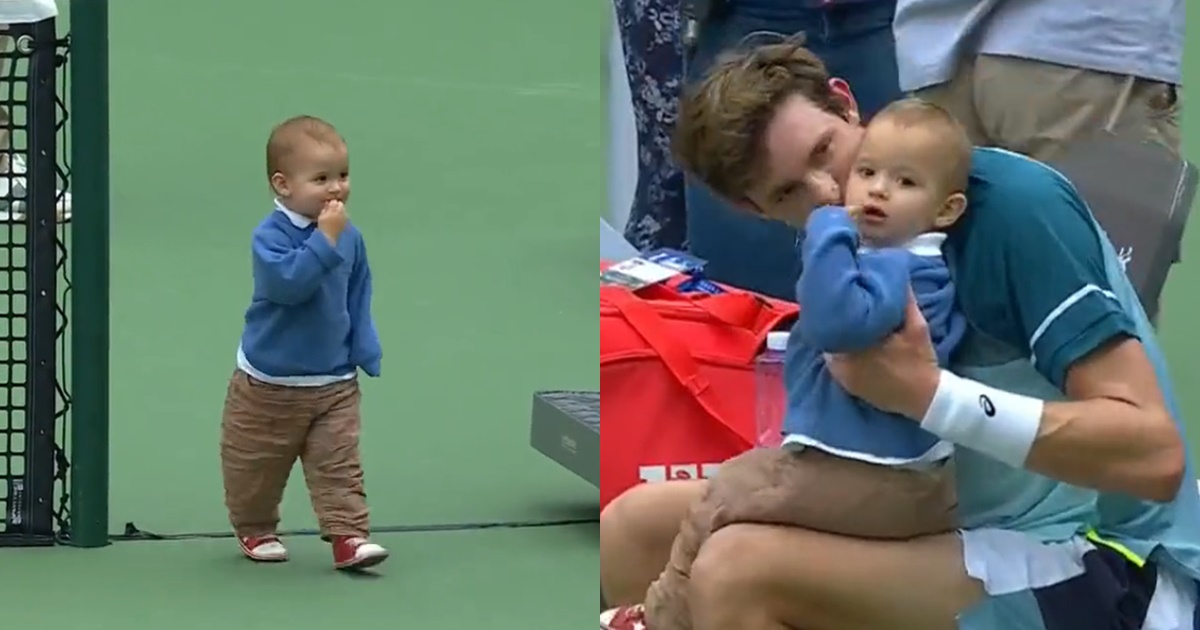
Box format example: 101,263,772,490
676,275,724,295
640,248,724,294
643,248,707,275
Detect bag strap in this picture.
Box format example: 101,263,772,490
604,288,749,443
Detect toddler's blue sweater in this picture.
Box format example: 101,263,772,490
782,206,965,465
239,207,382,379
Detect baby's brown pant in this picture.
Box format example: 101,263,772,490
220,370,370,539
644,447,957,630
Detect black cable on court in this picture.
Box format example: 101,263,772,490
114,517,599,542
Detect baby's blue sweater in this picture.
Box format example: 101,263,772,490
239,207,382,379
781,207,965,465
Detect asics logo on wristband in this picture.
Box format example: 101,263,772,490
979,395,996,417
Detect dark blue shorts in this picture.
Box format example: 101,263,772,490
957,530,1197,630
1035,546,1165,629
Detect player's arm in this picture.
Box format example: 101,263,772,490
915,177,1183,502
1027,336,1181,500
347,232,382,376
251,226,344,306
796,206,911,353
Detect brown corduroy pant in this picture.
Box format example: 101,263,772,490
220,370,370,539
643,447,958,630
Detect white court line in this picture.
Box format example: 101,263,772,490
140,53,598,101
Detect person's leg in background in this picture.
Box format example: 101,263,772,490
800,1,901,120
684,0,903,300
923,56,1182,160
614,0,688,252
608,8,638,231
0,25,71,222
916,55,1184,289
917,54,1181,162
906,59,988,146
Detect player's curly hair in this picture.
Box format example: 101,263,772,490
672,39,848,200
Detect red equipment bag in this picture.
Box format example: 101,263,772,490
599,270,798,507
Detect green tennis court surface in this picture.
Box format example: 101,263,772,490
0,0,600,627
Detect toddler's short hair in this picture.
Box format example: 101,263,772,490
870,98,972,191
266,115,344,178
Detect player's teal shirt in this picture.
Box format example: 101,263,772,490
946,147,1200,579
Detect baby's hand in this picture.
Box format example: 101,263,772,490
317,200,348,244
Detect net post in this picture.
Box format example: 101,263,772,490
24,16,63,544
67,0,110,548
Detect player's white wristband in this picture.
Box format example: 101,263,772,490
919,370,1043,468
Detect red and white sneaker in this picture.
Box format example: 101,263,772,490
238,535,289,562
600,605,648,630
331,535,389,570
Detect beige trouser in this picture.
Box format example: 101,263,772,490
915,54,1182,161
642,447,958,630
220,370,370,539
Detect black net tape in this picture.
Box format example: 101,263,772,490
0,20,70,546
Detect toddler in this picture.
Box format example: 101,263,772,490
608,99,973,630
220,115,388,571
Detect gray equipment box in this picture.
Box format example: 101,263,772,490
529,391,599,488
